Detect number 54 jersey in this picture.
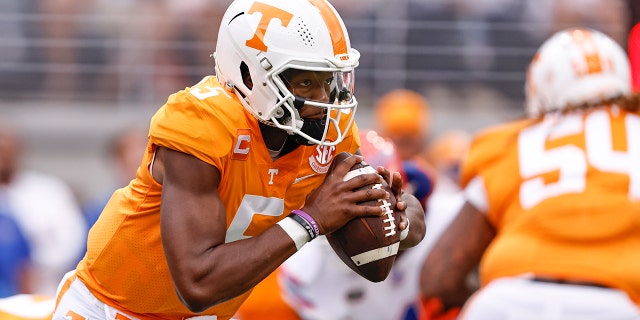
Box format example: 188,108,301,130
461,106,640,305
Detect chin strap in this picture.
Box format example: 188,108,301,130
293,96,306,110
273,95,328,146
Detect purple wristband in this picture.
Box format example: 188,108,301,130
291,209,320,238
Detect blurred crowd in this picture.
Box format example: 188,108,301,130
1,0,229,104
0,123,148,298
0,0,634,107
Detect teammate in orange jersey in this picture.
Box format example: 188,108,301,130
419,27,640,319
49,0,425,319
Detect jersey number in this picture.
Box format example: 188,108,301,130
518,110,640,209
225,195,285,243
189,76,232,100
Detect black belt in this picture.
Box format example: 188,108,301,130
532,277,608,289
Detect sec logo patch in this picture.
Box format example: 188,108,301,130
309,143,336,174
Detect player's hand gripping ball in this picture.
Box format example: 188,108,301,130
325,152,401,282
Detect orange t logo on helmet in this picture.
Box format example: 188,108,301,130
245,2,293,52
569,29,604,76
245,0,348,58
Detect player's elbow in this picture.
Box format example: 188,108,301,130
176,289,206,313
175,285,222,313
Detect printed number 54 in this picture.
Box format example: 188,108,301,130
518,110,640,209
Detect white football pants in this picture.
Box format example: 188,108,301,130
459,275,640,320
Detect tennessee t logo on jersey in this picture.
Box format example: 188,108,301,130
245,2,293,52
232,129,252,160
268,168,278,185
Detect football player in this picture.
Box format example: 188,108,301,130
49,0,425,319
419,27,640,319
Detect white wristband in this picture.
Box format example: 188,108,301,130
400,217,410,241
277,217,311,250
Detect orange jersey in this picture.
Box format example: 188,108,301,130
234,268,300,320
460,106,640,304
76,76,360,319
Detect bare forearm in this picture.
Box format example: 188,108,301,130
420,202,495,309
171,224,297,312
399,192,426,250
420,239,475,309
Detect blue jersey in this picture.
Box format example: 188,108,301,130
0,211,31,298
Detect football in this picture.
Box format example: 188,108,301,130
325,151,401,282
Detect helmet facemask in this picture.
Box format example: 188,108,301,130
269,64,357,146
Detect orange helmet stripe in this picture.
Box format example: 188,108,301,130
307,0,348,56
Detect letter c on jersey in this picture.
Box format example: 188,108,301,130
233,130,251,160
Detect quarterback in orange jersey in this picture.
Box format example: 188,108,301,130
419,27,640,319
49,0,425,320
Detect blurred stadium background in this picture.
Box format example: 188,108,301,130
0,0,636,203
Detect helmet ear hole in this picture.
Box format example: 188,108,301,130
273,106,286,119
240,62,253,90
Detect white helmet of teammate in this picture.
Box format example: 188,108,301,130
214,0,360,146
525,27,631,117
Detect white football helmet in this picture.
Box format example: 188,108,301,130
214,0,360,146
525,28,630,117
